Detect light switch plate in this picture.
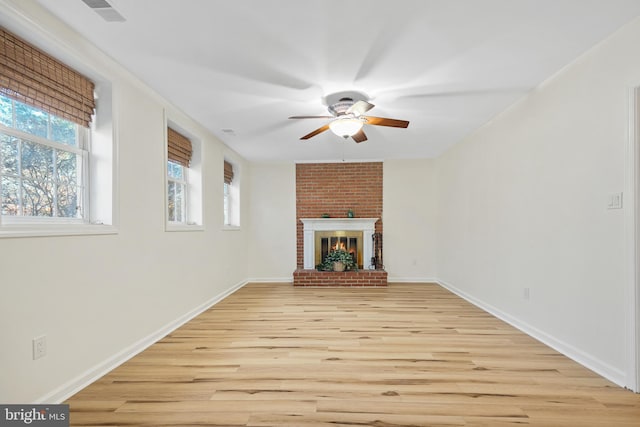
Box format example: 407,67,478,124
608,192,623,209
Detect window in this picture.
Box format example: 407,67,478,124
166,125,201,229
1,95,87,219
223,179,230,225
223,159,239,227
166,127,191,224
0,27,111,235
167,160,186,222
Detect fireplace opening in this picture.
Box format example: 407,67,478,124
315,230,363,269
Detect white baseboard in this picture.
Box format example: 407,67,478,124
37,279,249,404
246,277,293,283
387,277,438,283
436,279,626,388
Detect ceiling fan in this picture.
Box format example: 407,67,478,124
289,92,409,143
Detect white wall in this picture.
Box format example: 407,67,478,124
0,2,250,403
436,16,640,387
383,159,438,281
245,160,440,282
247,163,297,281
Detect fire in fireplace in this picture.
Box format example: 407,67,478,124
315,230,363,269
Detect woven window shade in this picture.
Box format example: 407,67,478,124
168,127,192,167
224,160,234,184
0,28,95,127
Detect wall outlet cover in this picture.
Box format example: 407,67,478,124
33,335,46,360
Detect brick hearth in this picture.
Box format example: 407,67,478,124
293,269,388,287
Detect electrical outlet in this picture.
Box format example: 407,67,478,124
33,335,46,360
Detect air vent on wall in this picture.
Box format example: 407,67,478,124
81,0,126,22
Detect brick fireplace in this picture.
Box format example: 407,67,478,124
294,162,387,287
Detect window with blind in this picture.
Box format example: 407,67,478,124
223,159,239,227
167,127,191,223
166,124,202,228
0,28,95,223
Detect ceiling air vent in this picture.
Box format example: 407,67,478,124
81,0,126,22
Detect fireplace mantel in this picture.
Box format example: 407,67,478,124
300,218,378,270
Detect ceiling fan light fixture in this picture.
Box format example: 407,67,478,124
329,117,363,138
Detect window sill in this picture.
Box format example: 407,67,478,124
222,225,241,231
0,223,118,239
166,223,204,232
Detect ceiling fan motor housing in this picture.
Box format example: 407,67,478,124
328,98,355,116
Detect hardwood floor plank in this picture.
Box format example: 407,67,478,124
116,400,317,414
66,282,640,426
69,411,250,426
248,412,467,427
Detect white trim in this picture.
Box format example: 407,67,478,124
636,104,640,395
2,216,86,226
35,279,248,404
437,279,627,388
627,87,640,392
301,218,379,230
107,84,119,229
165,224,204,232
0,224,117,239
387,277,439,284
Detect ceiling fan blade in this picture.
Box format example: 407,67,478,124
352,129,367,143
300,124,330,140
347,100,375,117
363,116,409,128
289,115,334,119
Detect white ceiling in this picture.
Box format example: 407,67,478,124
33,0,640,162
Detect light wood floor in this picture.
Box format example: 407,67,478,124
67,282,640,426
